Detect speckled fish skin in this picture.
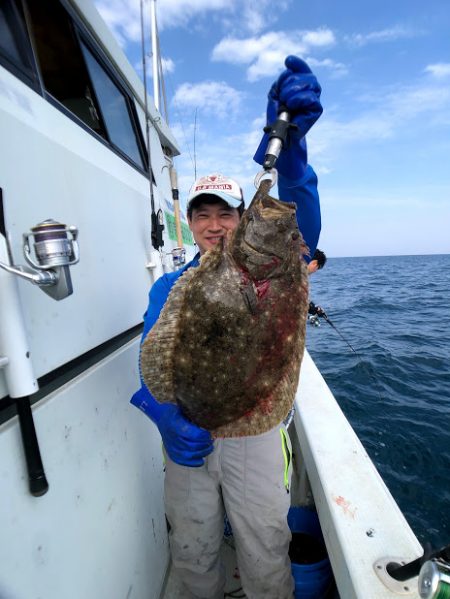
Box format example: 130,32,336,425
140,179,309,437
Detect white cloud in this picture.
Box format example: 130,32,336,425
307,79,450,171
212,28,337,81
161,57,175,74
425,63,450,79
345,26,418,47
156,0,232,30
172,81,244,118
94,0,232,39
305,57,348,78
95,0,291,41
239,1,291,34
94,1,141,47
156,0,291,33
135,56,175,78
94,0,233,47
302,29,336,47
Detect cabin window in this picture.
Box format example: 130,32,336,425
25,0,107,138
24,0,145,170
0,0,38,86
80,42,145,169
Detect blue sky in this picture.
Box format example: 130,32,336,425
94,0,450,257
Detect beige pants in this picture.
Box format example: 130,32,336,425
164,424,294,599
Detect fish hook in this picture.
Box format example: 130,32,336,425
254,168,278,190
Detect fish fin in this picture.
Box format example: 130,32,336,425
140,267,197,402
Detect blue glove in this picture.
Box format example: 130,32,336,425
254,55,323,181
130,386,214,467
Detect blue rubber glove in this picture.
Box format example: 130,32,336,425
130,386,214,467
254,55,323,181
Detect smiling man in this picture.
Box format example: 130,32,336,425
131,55,323,599
186,174,244,254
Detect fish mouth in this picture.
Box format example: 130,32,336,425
241,234,285,260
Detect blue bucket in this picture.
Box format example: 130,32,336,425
288,506,333,599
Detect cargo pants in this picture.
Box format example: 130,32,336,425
164,423,294,599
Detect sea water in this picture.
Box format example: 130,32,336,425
306,253,450,550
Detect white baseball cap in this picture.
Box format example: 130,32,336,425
187,173,244,211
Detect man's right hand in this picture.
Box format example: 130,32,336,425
131,386,214,467
157,404,214,467
308,301,326,317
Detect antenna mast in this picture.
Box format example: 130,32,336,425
150,0,160,111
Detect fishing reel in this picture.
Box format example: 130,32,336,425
375,543,450,598
171,246,186,270
0,219,79,300
418,559,450,599
308,314,321,327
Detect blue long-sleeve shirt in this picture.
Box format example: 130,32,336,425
278,166,320,261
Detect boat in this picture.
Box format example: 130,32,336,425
0,1,443,598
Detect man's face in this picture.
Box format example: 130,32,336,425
188,200,241,254
308,259,320,274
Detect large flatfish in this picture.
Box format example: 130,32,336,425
140,179,309,437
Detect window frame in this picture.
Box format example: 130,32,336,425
59,0,149,173
0,0,41,91
76,32,148,172
2,0,150,176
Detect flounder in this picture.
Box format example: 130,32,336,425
140,179,309,437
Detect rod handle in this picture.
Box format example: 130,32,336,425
16,396,49,497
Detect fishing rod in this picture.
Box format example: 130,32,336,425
388,542,450,581
140,0,164,251
321,311,358,355
262,109,291,171
254,108,292,191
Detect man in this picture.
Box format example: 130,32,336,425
307,248,327,274
131,56,323,599
308,249,327,318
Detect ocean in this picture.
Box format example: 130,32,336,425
306,253,450,551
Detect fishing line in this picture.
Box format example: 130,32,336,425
319,311,385,404
322,314,358,354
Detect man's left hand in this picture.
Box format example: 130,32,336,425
268,55,322,140
254,55,323,181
